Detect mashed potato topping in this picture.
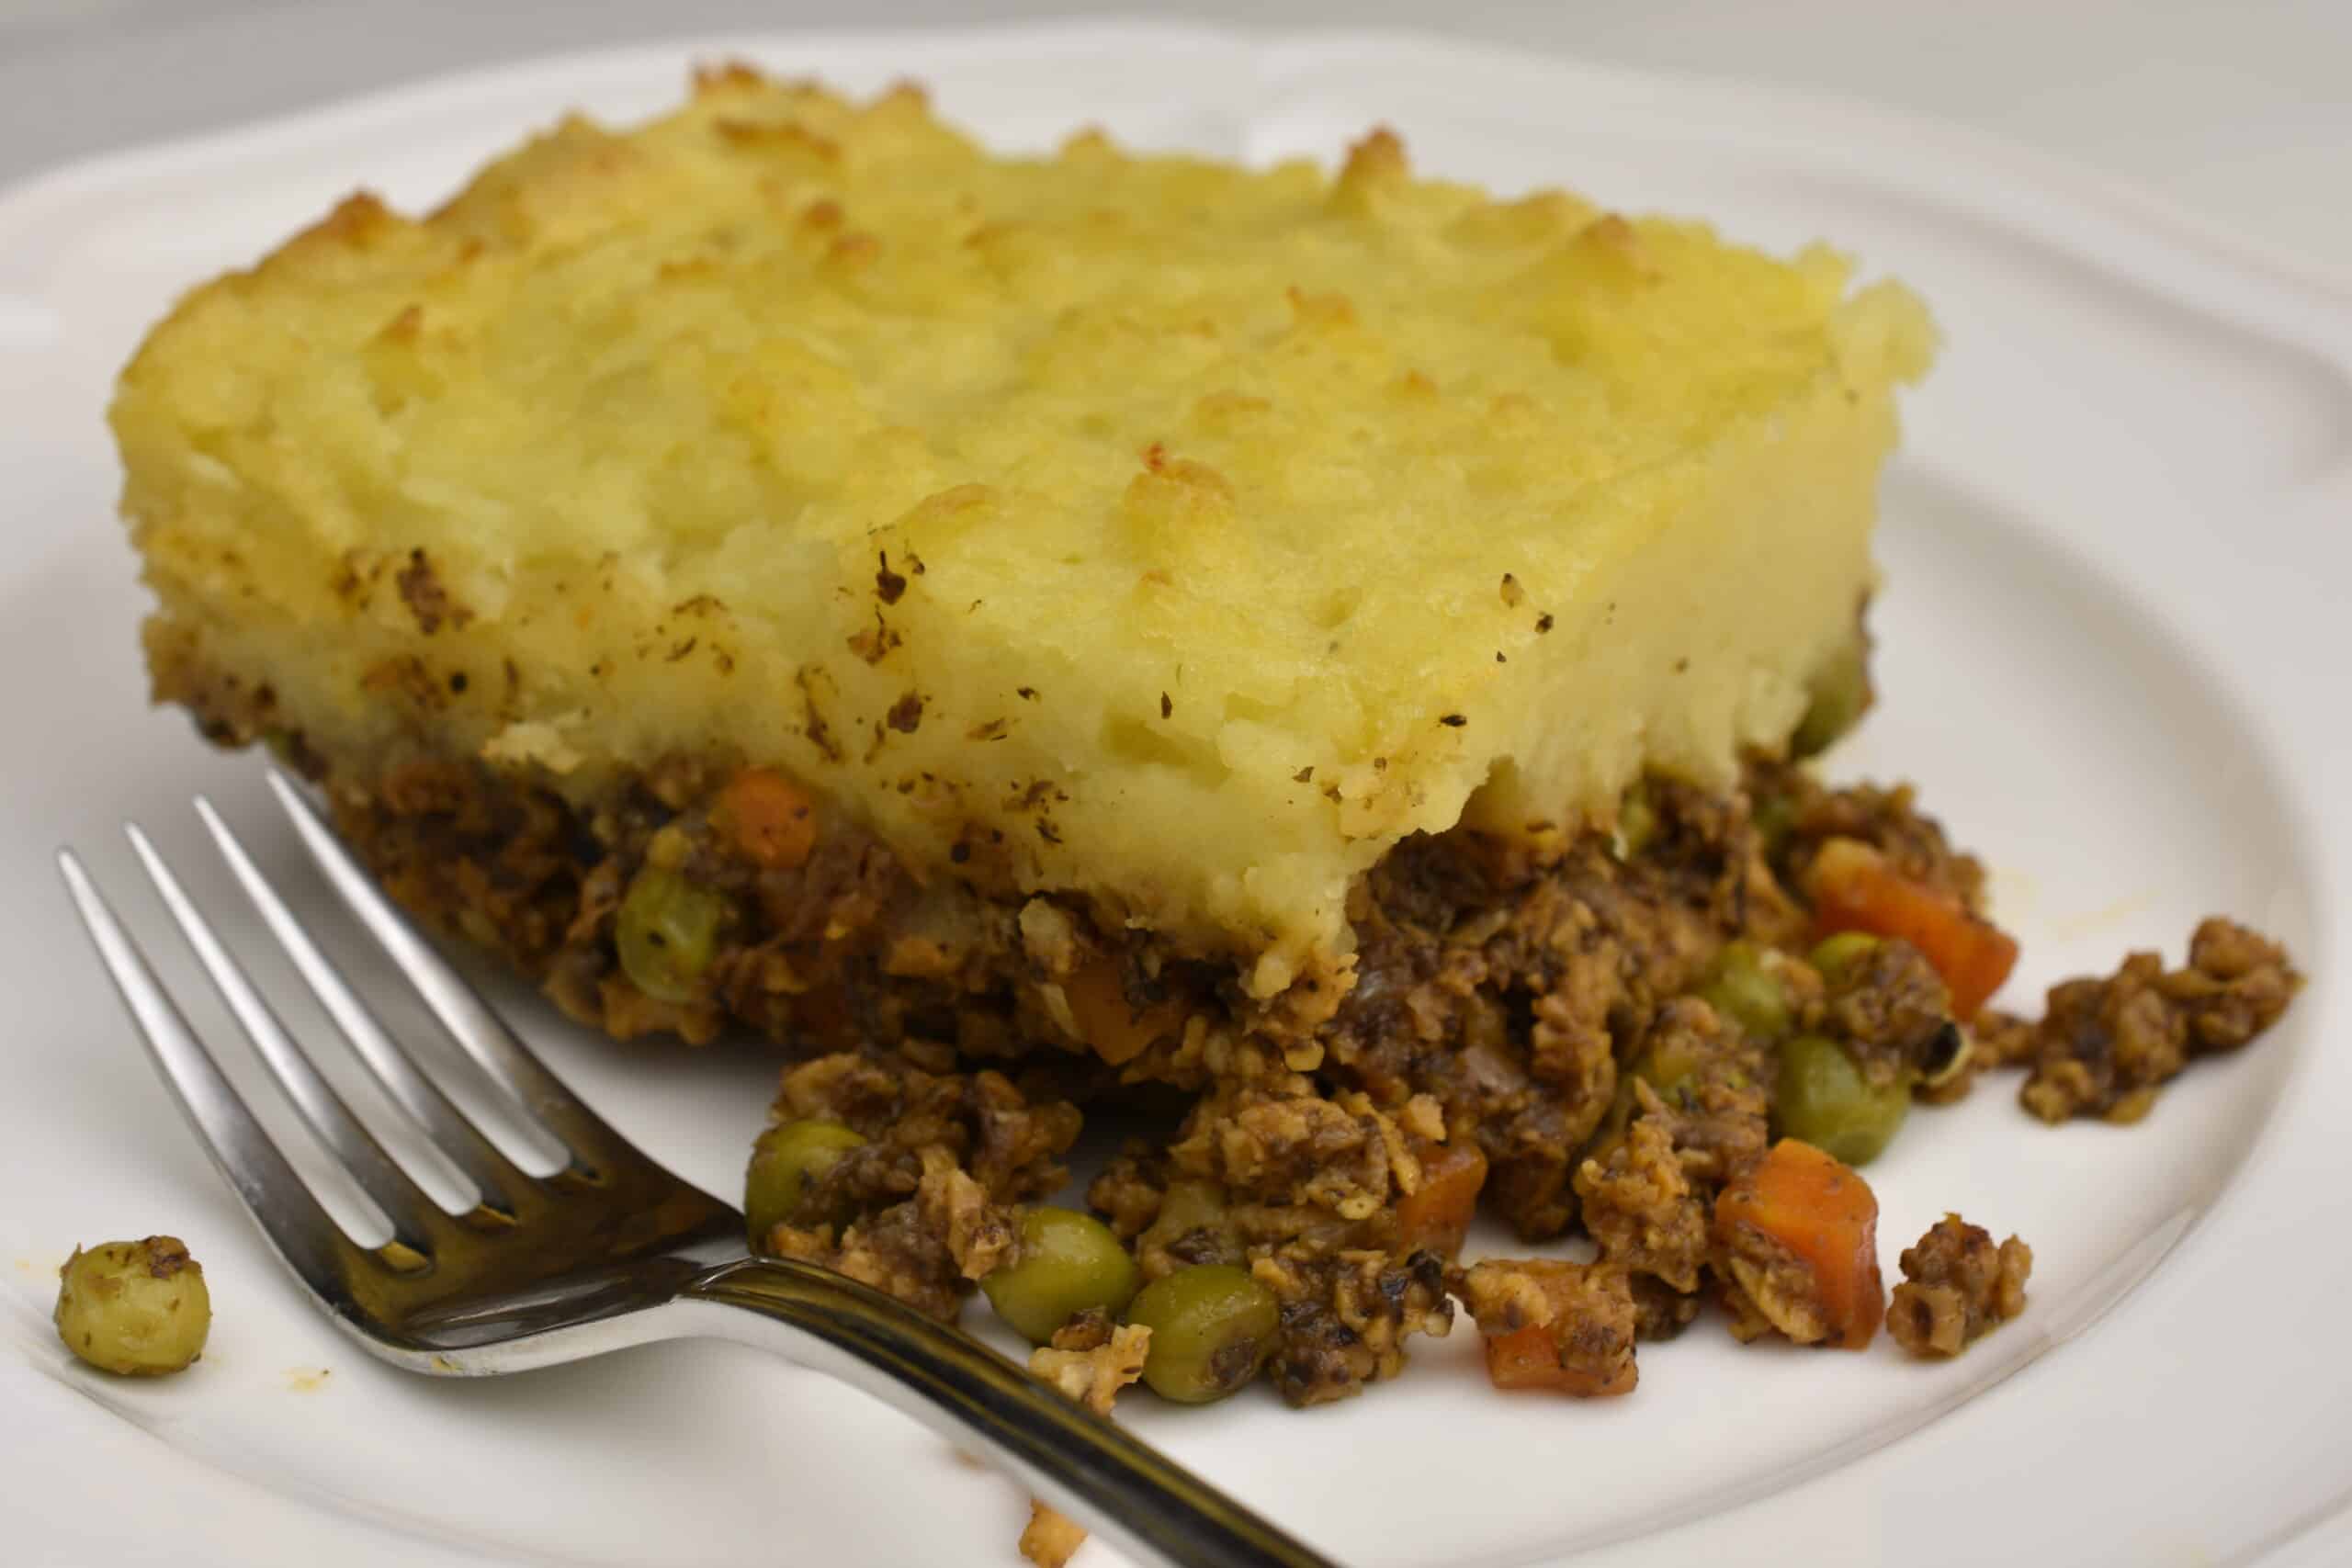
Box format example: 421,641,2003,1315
113,66,1934,988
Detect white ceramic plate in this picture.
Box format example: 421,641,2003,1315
3,21,2348,1568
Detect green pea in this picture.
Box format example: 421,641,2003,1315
616,866,729,1003
1633,1037,1702,1103
1791,641,1870,759
981,1207,1142,1345
1776,1032,1909,1166
1124,1265,1281,1404
53,1237,210,1377
1808,931,1881,986
744,1119,866,1244
1698,941,1794,1042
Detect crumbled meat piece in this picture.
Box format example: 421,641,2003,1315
2177,918,2302,1049
1575,1112,1707,1292
1888,1214,2031,1358
1714,1229,1835,1347
1768,769,1988,914
1163,1077,1427,1231
1915,1005,2032,1105
1449,1258,1638,1396
765,1201,965,1322
1029,1320,1151,1416
2018,918,2300,1123
1085,1143,1168,1240
1324,780,1770,1241
756,1053,1060,1315
1628,1273,1702,1341
778,1051,1081,1201
1625,997,1774,1189
1018,1316,1151,1566
1817,937,1955,1089
1254,1247,1453,1406
915,1147,1016,1281
1019,1501,1090,1568
1971,1009,2040,1066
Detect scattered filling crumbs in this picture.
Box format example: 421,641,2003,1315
2009,918,2301,1124
1018,1316,1151,1566
1888,1215,2030,1359
1019,1504,1090,1568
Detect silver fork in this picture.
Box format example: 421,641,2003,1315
57,770,1334,1568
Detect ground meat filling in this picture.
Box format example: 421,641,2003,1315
165,659,2306,1411
1573,998,1771,1329
759,1051,1080,1320
1449,1258,1640,1397
1888,1215,2032,1358
1819,939,1961,1089
1256,1248,1454,1407
1083,1079,1460,1406
1326,780,1792,1243
1714,1228,1838,1347
2016,918,2301,1123
1759,764,1989,914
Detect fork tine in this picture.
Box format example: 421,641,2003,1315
266,769,632,1176
197,795,544,1208
126,820,457,1253
57,848,357,1290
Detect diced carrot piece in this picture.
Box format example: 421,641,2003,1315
1464,1259,1638,1396
715,768,818,871
1482,1324,1637,1396
1806,837,2018,1019
1713,1138,1884,1349
1396,1139,1488,1258
1061,958,1184,1066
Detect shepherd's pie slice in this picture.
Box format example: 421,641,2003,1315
112,66,1934,1052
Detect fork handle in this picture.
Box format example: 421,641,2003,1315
675,1257,1340,1568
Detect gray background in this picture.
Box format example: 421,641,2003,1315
3,0,2348,275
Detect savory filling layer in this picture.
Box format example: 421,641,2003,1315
154,634,2301,1424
